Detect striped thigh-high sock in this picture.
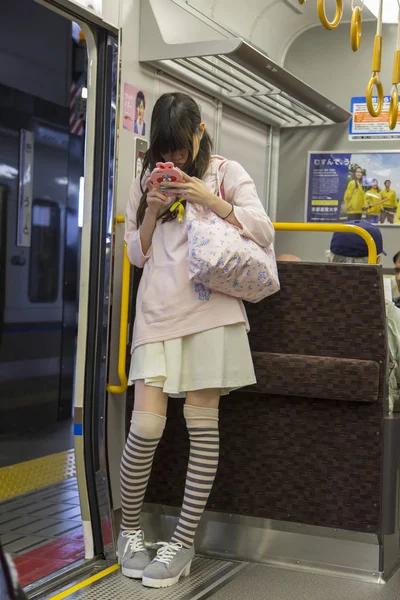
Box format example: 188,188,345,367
120,411,166,531
171,404,219,548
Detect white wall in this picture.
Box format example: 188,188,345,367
275,21,399,267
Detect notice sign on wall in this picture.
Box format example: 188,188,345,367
349,96,400,141
306,151,400,225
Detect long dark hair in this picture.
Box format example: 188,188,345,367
136,93,213,225
352,166,364,189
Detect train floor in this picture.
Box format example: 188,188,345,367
2,428,400,599
43,556,400,600
0,424,84,588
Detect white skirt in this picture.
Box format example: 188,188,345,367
128,323,256,397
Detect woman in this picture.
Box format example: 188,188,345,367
343,166,364,220
119,92,274,589
364,179,381,224
380,180,397,224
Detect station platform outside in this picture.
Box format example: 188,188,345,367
0,449,86,587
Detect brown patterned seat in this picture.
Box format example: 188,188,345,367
128,262,387,534
251,351,380,403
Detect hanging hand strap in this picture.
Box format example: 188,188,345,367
317,0,343,31
388,3,400,130
350,0,364,52
366,0,384,117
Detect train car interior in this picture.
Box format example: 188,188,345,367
0,0,400,599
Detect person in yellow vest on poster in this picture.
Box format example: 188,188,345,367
380,180,397,224
343,166,365,220
364,179,381,224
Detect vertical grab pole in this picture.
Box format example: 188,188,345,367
107,216,130,394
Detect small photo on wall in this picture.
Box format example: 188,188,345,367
305,151,400,226
123,83,146,136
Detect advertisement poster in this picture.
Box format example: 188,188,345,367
349,96,400,141
306,152,400,226
123,83,146,135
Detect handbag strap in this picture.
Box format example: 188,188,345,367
216,159,229,200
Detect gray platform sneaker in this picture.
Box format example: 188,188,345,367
117,530,151,578
142,542,194,588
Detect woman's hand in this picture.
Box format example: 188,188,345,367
139,182,166,255
146,182,168,216
162,172,216,207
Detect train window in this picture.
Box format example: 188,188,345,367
28,199,60,303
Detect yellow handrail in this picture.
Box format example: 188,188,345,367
108,218,378,394
272,222,377,264
107,231,131,394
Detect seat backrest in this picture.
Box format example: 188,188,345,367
247,262,386,406
141,262,388,534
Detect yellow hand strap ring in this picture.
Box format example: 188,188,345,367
388,50,400,130
350,6,362,52
366,75,384,118
366,34,384,118
388,86,399,131
317,0,343,30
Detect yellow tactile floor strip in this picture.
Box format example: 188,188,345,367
47,565,120,599
0,449,76,501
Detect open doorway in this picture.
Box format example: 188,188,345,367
0,0,88,587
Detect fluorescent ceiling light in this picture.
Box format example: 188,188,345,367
364,0,400,24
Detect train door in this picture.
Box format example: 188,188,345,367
0,0,119,592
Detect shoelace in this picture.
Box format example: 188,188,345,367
154,542,183,565
122,530,146,555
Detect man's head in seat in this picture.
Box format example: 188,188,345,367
326,220,385,265
277,254,301,262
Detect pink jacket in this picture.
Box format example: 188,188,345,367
125,156,274,352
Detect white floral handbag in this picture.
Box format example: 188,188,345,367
187,161,280,303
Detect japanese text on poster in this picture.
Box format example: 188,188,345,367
306,152,400,226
